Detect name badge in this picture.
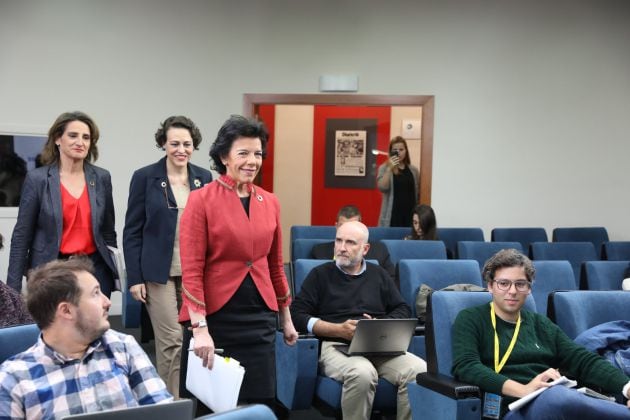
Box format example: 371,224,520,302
482,392,502,419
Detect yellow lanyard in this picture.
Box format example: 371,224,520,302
490,302,521,374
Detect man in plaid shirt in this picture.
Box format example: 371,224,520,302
0,258,172,419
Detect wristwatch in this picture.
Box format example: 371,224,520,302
189,319,208,329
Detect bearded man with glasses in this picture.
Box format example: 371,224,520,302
451,249,630,420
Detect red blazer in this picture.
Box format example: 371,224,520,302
178,175,291,322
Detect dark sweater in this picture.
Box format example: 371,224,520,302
290,261,410,342
452,303,630,414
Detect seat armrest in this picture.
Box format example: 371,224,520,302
275,332,319,410
416,372,480,399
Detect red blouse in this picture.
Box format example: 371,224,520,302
59,184,96,255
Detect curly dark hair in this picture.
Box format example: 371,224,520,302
482,248,536,284
209,115,268,174
154,115,203,149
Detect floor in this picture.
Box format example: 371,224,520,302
109,315,332,419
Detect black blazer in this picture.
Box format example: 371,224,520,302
310,240,396,281
123,157,212,286
7,163,117,291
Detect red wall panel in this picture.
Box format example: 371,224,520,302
258,104,275,192
312,106,391,226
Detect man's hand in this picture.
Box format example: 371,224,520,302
502,368,561,398
521,368,561,396
337,319,359,341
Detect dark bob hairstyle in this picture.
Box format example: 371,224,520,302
209,115,268,175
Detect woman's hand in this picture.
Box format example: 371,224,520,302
388,155,400,169
129,284,146,303
280,306,298,346
193,328,216,369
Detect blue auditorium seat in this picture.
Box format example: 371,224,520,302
602,241,630,261
491,227,548,256
0,323,40,363
276,258,408,415
531,260,576,316
530,242,598,288
456,241,523,271
368,226,410,242
195,404,277,419
398,259,482,358
291,238,332,262
381,240,447,264
408,291,536,420
548,290,630,340
436,227,484,259
582,260,629,290
552,227,609,258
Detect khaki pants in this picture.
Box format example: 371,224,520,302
145,277,183,398
319,341,426,420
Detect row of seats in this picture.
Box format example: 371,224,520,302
290,225,628,260
408,290,630,420
291,238,629,290
278,256,630,417
291,258,587,331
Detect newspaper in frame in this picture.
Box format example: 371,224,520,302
334,130,366,177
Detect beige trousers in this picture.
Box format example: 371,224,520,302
319,341,427,420
145,277,183,398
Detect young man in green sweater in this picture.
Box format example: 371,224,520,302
452,249,630,419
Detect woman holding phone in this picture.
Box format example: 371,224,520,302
377,136,418,227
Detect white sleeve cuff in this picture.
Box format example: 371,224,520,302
307,317,320,334
622,381,630,399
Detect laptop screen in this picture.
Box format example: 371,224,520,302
60,399,194,420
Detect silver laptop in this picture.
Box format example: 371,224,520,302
60,399,194,420
333,318,417,357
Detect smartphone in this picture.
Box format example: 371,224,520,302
389,150,399,157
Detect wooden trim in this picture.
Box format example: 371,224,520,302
243,93,434,205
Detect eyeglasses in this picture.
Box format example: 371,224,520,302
492,279,531,292
162,182,182,210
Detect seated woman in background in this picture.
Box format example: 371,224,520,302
405,204,437,240
0,233,33,328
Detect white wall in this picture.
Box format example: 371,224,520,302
1,0,630,310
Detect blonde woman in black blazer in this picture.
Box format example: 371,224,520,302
123,116,212,398
8,111,117,295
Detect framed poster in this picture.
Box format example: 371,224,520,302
324,118,377,189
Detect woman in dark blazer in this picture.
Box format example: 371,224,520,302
179,115,297,410
7,111,117,296
123,116,212,398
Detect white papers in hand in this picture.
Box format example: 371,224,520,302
186,339,245,413
508,375,577,411
107,246,126,291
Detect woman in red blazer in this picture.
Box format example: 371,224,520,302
178,115,297,409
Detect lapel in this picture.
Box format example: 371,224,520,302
150,157,176,208
187,164,205,191
47,164,63,245
84,163,99,236
151,157,206,208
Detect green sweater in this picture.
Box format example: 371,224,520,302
452,303,629,412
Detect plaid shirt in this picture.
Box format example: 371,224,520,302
0,329,172,419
